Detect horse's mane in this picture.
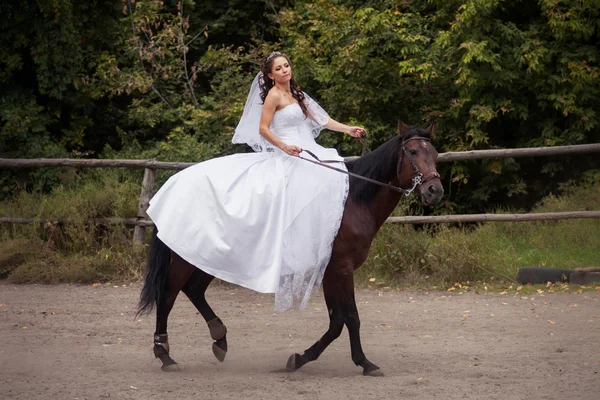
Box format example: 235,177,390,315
345,127,431,206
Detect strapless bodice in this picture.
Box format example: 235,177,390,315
270,103,312,143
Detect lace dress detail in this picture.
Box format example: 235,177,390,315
270,104,349,311
147,102,349,311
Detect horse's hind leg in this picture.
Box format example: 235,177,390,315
182,268,228,362
154,254,195,371
285,271,345,371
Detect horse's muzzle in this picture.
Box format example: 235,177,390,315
419,179,444,205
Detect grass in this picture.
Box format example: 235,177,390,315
0,171,145,283
6,244,145,284
1,171,599,287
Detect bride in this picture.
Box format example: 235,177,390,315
146,52,365,311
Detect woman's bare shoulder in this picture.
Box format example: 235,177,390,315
264,88,282,104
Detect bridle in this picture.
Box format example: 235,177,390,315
397,137,441,195
298,136,440,196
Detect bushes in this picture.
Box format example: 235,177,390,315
1,167,598,286
6,244,145,284
0,171,145,283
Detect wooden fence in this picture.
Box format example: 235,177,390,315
1,142,600,243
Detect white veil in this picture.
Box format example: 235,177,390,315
232,72,330,152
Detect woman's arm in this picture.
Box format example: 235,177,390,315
304,100,365,138
259,92,302,156
324,118,365,138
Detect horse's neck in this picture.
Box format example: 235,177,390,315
366,179,402,230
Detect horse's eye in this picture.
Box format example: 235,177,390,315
410,149,417,156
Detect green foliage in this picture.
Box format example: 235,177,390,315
280,0,600,213
0,239,37,279
1,0,277,198
0,172,146,283
6,244,145,284
1,178,138,220
2,0,600,287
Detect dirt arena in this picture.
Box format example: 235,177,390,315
1,281,598,399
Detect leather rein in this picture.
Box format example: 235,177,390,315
298,137,441,196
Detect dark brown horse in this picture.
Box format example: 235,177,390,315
138,122,444,376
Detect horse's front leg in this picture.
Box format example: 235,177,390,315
328,266,382,376
286,265,381,376
341,289,382,376
285,270,345,371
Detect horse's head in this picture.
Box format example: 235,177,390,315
396,121,444,205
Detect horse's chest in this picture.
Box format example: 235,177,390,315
337,215,377,252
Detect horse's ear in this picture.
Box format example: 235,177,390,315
426,124,435,139
397,120,409,136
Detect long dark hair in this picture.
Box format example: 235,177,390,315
259,52,309,117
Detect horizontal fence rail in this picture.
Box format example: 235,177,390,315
436,142,600,162
0,217,152,226
387,211,600,224
3,211,599,227
1,142,599,243
0,158,193,170
1,143,600,169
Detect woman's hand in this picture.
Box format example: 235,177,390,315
346,126,365,138
280,144,302,156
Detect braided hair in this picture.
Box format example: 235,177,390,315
259,52,309,117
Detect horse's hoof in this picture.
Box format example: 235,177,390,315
285,353,302,371
212,342,227,362
161,361,180,372
363,366,384,377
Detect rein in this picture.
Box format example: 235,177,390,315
298,137,440,197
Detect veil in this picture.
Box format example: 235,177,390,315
232,72,330,152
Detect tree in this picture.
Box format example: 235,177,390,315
280,0,600,212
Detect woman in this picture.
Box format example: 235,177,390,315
146,52,364,311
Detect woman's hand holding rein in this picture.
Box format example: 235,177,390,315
280,144,302,156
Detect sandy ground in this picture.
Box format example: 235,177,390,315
0,281,598,400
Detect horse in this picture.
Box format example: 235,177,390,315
137,122,444,376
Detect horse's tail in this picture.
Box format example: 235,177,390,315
137,227,171,316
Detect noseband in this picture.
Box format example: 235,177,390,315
299,136,440,196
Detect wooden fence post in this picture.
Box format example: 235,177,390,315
133,167,156,244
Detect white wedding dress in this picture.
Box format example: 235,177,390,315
146,102,349,311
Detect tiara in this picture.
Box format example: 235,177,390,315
266,51,283,61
